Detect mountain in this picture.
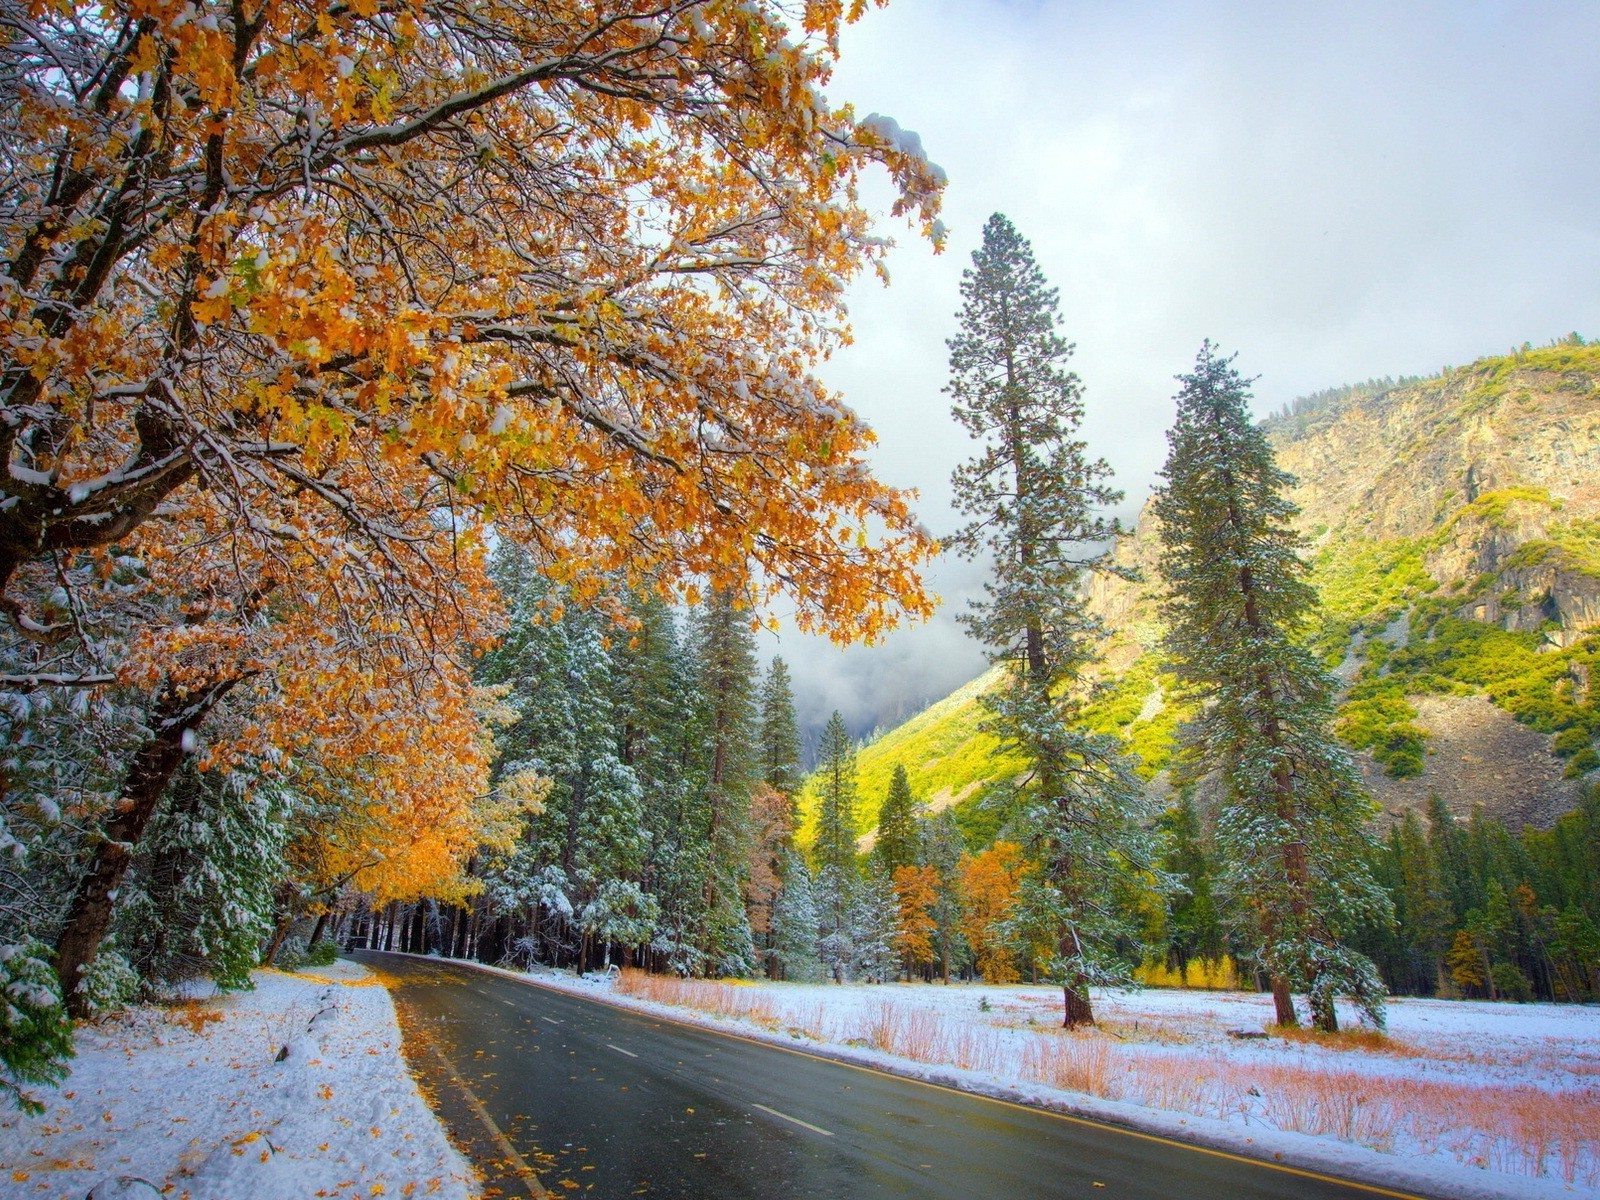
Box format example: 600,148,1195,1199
806,338,1600,843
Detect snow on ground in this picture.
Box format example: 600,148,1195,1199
0,959,475,1200
455,958,1600,1200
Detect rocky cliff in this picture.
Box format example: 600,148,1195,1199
1092,339,1600,827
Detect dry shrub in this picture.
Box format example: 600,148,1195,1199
1240,1062,1600,1184
1271,1025,1422,1057
1021,1035,1117,1099
614,968,776,1024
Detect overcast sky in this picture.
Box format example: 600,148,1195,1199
765,0,1600,748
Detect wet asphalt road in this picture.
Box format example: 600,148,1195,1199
361,952,1423,1200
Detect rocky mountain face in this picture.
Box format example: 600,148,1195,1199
1092,340,1600,828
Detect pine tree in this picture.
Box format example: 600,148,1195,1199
687,592,760,975
850,866,900,983
757,658,804,801
946,213,1160,1027
920,809,969,984
873,764,920,878
771,849,823,983
1151,341,1391,1030
812,711,860,885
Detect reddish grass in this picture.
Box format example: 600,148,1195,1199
614,969,777,1025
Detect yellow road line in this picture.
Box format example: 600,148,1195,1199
412,1022,547,1199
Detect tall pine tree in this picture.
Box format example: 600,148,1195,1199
1151,342,1390,1030
873,764,921,877
946,213,1160,1027
813,711,860,981
757,658,804,801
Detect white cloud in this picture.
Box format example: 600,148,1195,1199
774,0,1600,740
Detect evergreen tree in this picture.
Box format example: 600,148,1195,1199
812,711,860,979
850,866,900,983
1393,810,1453,995
1152,342,1391,1030
946,212,1160,1027
115,764,290,991
1157,794,1226,968
687,592,760,975
920,809,969,984
757,658,804,801
771,849,823,983
812,711,860,884
873,764,920,878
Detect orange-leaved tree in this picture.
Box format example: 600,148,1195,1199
4,0,944,1009
957,842,1027,985
892,863,939,977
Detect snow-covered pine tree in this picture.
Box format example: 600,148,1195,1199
611,592,707,974
945,213,1161,1027
851,865,900,983
115,762,290,991
771,848,824,983
920,809,969,984
477,568,651,973
872,764,920,877
812,711,860,981
686,592,760,976
1151,342,1391,1031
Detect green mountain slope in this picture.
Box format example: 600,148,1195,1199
805,339,1600,844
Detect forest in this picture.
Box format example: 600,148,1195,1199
2,0,1598,1123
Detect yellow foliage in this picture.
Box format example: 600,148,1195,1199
1133,955,1241,991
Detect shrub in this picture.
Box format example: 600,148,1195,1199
274,936,309,972
0,941,74,1116
305,939,338,967
78,947,140,1015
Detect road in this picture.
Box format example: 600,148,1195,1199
361,952,1424,1200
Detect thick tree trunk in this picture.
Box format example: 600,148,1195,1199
1270,975,1298,1027
55,679,237,1018
1062,983,1094,1029
1309,989,1339,1033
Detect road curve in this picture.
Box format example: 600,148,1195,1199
361,952,1426,1200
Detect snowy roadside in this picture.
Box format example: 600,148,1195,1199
430,955,1599,1200
0,959,475,1200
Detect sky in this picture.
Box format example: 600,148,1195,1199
766,0,1600,749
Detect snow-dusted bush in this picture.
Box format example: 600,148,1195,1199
0,940,74,1115
77,945,139,1015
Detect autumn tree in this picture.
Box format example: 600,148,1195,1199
958,843,1027,985
1152,342,1389,1031
892,864,939,979
3,0,943,1009
945,214,1159,1026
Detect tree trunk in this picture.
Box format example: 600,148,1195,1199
54,679,237,1018
1310,990,1339,1033
1062,983,1094,1029
1270,975,1298,1027
260,911,294,967
382,902,397,952
307,910,331,949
